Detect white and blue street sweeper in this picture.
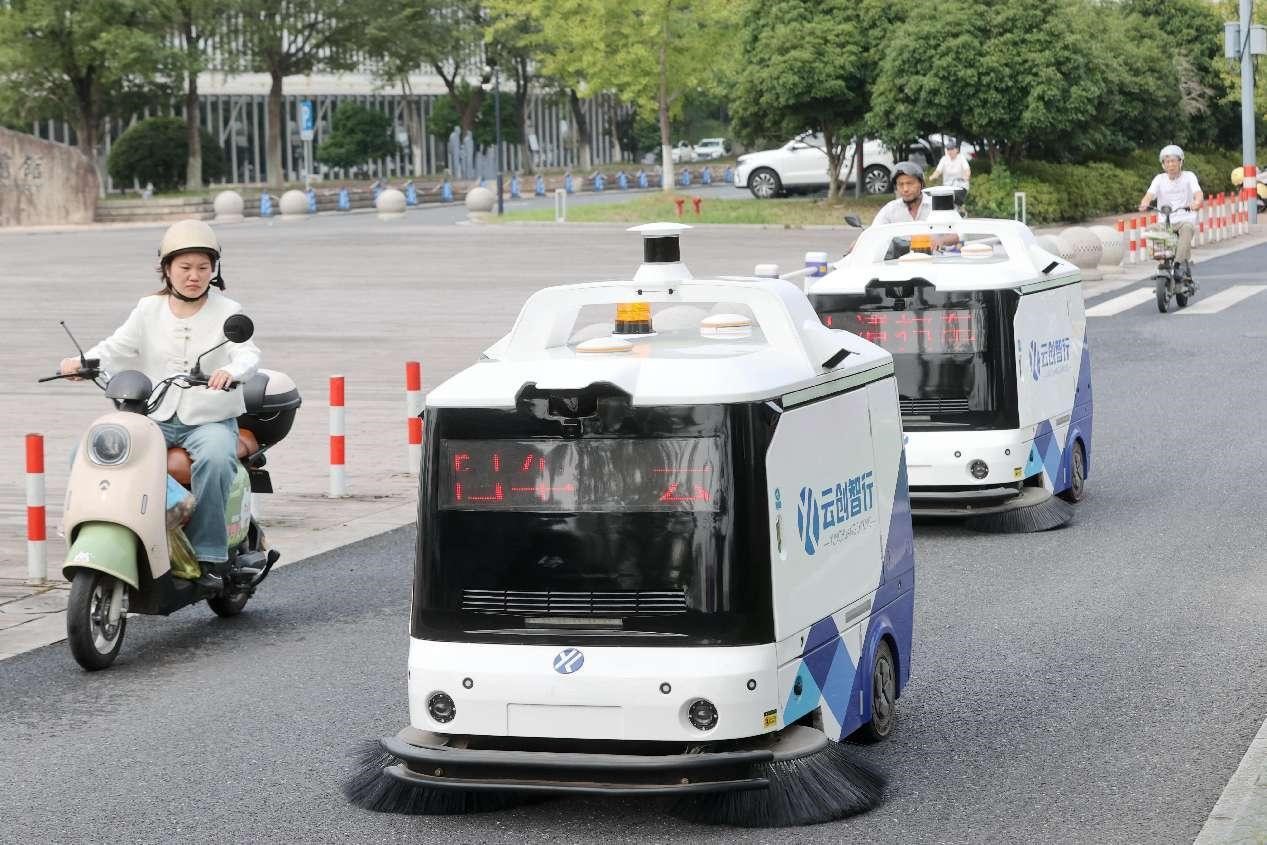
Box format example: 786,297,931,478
344,223,916,827
806,188,1092,532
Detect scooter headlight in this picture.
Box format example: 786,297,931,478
88,424,130,466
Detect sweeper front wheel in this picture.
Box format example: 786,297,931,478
1058,440,1087,504
854,640,897,744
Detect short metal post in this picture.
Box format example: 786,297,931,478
554,188,566,222
1013,191,1027,224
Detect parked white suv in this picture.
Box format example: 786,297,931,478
734,135,971,199
693,138,728,160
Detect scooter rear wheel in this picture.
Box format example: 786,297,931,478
67,570,127,671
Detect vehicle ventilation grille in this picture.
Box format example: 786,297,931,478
901,398,971,415
461,590,688,615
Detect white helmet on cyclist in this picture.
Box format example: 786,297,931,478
1159,144,1184,163
157,219,225,295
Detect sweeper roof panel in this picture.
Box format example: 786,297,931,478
426,277,893,408
816,217,1080,293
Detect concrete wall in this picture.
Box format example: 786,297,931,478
0,127,98,227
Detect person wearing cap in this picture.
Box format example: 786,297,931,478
1139,144,1203,281
929,140,970,206
57,219,260,590
870,161,931,226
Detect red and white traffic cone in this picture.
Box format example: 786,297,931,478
329,375,347,497
405,361,423,474
26,433,46,584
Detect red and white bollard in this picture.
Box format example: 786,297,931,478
26,433,46,584
405,361,423,474
1197,205,1206,246
329,375,347,497
1127,217,1138,264
1115,218,1125,266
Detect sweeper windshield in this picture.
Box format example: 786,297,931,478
413,390,776,647
812,285,1019,431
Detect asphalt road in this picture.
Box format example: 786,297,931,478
3,246,1266,844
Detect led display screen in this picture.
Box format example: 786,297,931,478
439,438,723,512
822,308,984,354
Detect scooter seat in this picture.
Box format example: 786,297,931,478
167,428,260,487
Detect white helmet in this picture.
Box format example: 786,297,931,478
1159,144,1184,163
158,219,224,291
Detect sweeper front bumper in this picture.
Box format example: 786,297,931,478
378,724,830,796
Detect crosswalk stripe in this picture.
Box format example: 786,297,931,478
1086,287,1154,317
1176,285,1267,315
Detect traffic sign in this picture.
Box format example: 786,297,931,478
300,100,315,141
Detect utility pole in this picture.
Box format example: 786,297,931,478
495,65,503,216
1242,0,1257,224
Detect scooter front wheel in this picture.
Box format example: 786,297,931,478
67,570,127,671
1155,275,1170,313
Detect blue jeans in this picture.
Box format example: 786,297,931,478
158,417,239,563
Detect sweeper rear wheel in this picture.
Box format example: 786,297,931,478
854,640,896,743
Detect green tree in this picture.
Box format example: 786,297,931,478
489,0,739,189
235,0,367,188
426,84,521,151
315,103,398,174
107,115,225,190
160,0,237,191
732,0,892,201
0,0,170,187
870,0,1174,165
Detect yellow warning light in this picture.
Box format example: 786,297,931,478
910,234,933,254
613,301,653,335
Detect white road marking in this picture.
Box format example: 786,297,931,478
1194,713,1267,843
1085,287,1154,317
1176,285,1267,315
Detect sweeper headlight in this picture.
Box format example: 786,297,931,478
426,691,456,724
88,424,130,466
687,698,719,731
968,459,989,480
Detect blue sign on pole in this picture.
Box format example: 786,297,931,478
299,101,315,141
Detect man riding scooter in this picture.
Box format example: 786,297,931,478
58,220,260,591
1138,144,1203,284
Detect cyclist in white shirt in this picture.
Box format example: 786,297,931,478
1138,144,1203,281
929,140,971,206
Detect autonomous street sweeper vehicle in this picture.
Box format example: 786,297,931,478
806,189,1092,532
346,223,916,827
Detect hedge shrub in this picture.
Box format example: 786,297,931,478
107,116,226,191
965,149,1248,224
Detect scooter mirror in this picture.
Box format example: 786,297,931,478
843,214,863,228
223,314,254,343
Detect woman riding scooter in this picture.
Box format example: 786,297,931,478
58,220,260,591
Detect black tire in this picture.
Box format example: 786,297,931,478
1155,275,1169,313
747,167,782,199
67,570,127,671
863,165,891,195
206,587,250,618
854,639,897,743
1059,439,1087,503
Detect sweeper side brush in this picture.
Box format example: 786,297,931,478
962,492,1074,534
670,729,886,828
343,739,533,815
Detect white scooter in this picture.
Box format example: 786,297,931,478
40,315,301,670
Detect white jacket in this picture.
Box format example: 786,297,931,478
86,290,261,425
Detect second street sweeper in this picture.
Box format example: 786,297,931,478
806,188,1092,532
344,223,916,827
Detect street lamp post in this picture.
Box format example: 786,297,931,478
494,66,503,216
